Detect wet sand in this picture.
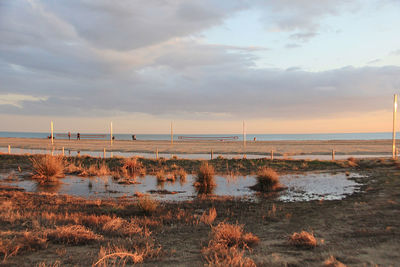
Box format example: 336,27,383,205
0,137,396,156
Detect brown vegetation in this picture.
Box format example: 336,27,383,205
137,196,158,214
252,167,281,192
323,255,347,267
200,207,217,225
202,222,258,266
30,155,65,183
194,162,216,194
47,225,102,245
289,231,317,248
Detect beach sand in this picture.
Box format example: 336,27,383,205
0,137,396,156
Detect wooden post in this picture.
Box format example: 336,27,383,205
211,149,213,160
51,121,54,145
103,148,106,158
170,121,173,146
332,149,335,161
393,94,398,159
110,122,113,146
62,147,64,156
8,145,10,154
156,147,159,159
271,150,274,160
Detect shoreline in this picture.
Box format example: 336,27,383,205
0,137,396,156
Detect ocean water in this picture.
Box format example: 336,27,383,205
0,131,394,141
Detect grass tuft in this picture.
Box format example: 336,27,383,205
194,162,216,194
289,231,317,248
47,225,102,245
30,155,65,184
251,167,282,192
323,255,347,267
138,196,158,214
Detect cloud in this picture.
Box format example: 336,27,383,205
0,94,48,108
0,0,399,123
367,59,382,64
290,32,318,42
391,49,400,56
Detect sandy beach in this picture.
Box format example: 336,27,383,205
0,137,396,156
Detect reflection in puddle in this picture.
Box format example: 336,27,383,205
0,172,364,202
278,172,363,202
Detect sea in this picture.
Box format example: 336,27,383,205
0,131,395,141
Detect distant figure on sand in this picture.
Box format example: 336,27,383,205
254,137,256,141
68,132,71,140
132,134,136,140
77,133,80,140
112,136,115,141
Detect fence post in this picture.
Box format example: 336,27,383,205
156,147,159,159
8,145,10,154
62,147,64,156
211,149,213,160
103,148,106,158
271,150,274,160
332,149,335,161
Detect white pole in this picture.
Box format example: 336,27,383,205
243,121,246,148
110,122,113,146
51,121,54,145
393,94,398,159
171,121,173,145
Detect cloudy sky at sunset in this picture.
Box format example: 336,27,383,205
1,0,400,134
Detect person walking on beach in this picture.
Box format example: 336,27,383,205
77,133,80,140
68,132,71,140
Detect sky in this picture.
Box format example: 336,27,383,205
0,0,400,134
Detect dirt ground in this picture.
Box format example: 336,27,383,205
0,155,399,266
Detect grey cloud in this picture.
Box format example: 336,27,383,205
290,32,318,42
40,0,245,51
285,43,301,49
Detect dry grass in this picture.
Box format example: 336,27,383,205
0,232,47,262
202,222,258,266
94,243,162,266
30,155,65,184
36,260,61,267
123,157,146,177
323,255,347,267
347,157,358,167
79,163,110,177
203,246,256,267
102,217,143,237
194,162,216,194
200,207,217,225
210,222,259,249
253,167,280,192
47,225,102,245
155,169,166,182
289,231,317,248
138,196,158,214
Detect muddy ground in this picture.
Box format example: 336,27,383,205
0,155,399,266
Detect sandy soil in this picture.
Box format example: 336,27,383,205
0,156,399,266
0,137,397,156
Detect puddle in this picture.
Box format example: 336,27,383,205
0,172,364,202
278,172,363,202
0,146,390,160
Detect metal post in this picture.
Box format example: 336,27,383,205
156,147,159,159
332,149,335,161
271,150,274,160
103,148,106,158
8,145,10,154
393,94,398,159
62,147,64,156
